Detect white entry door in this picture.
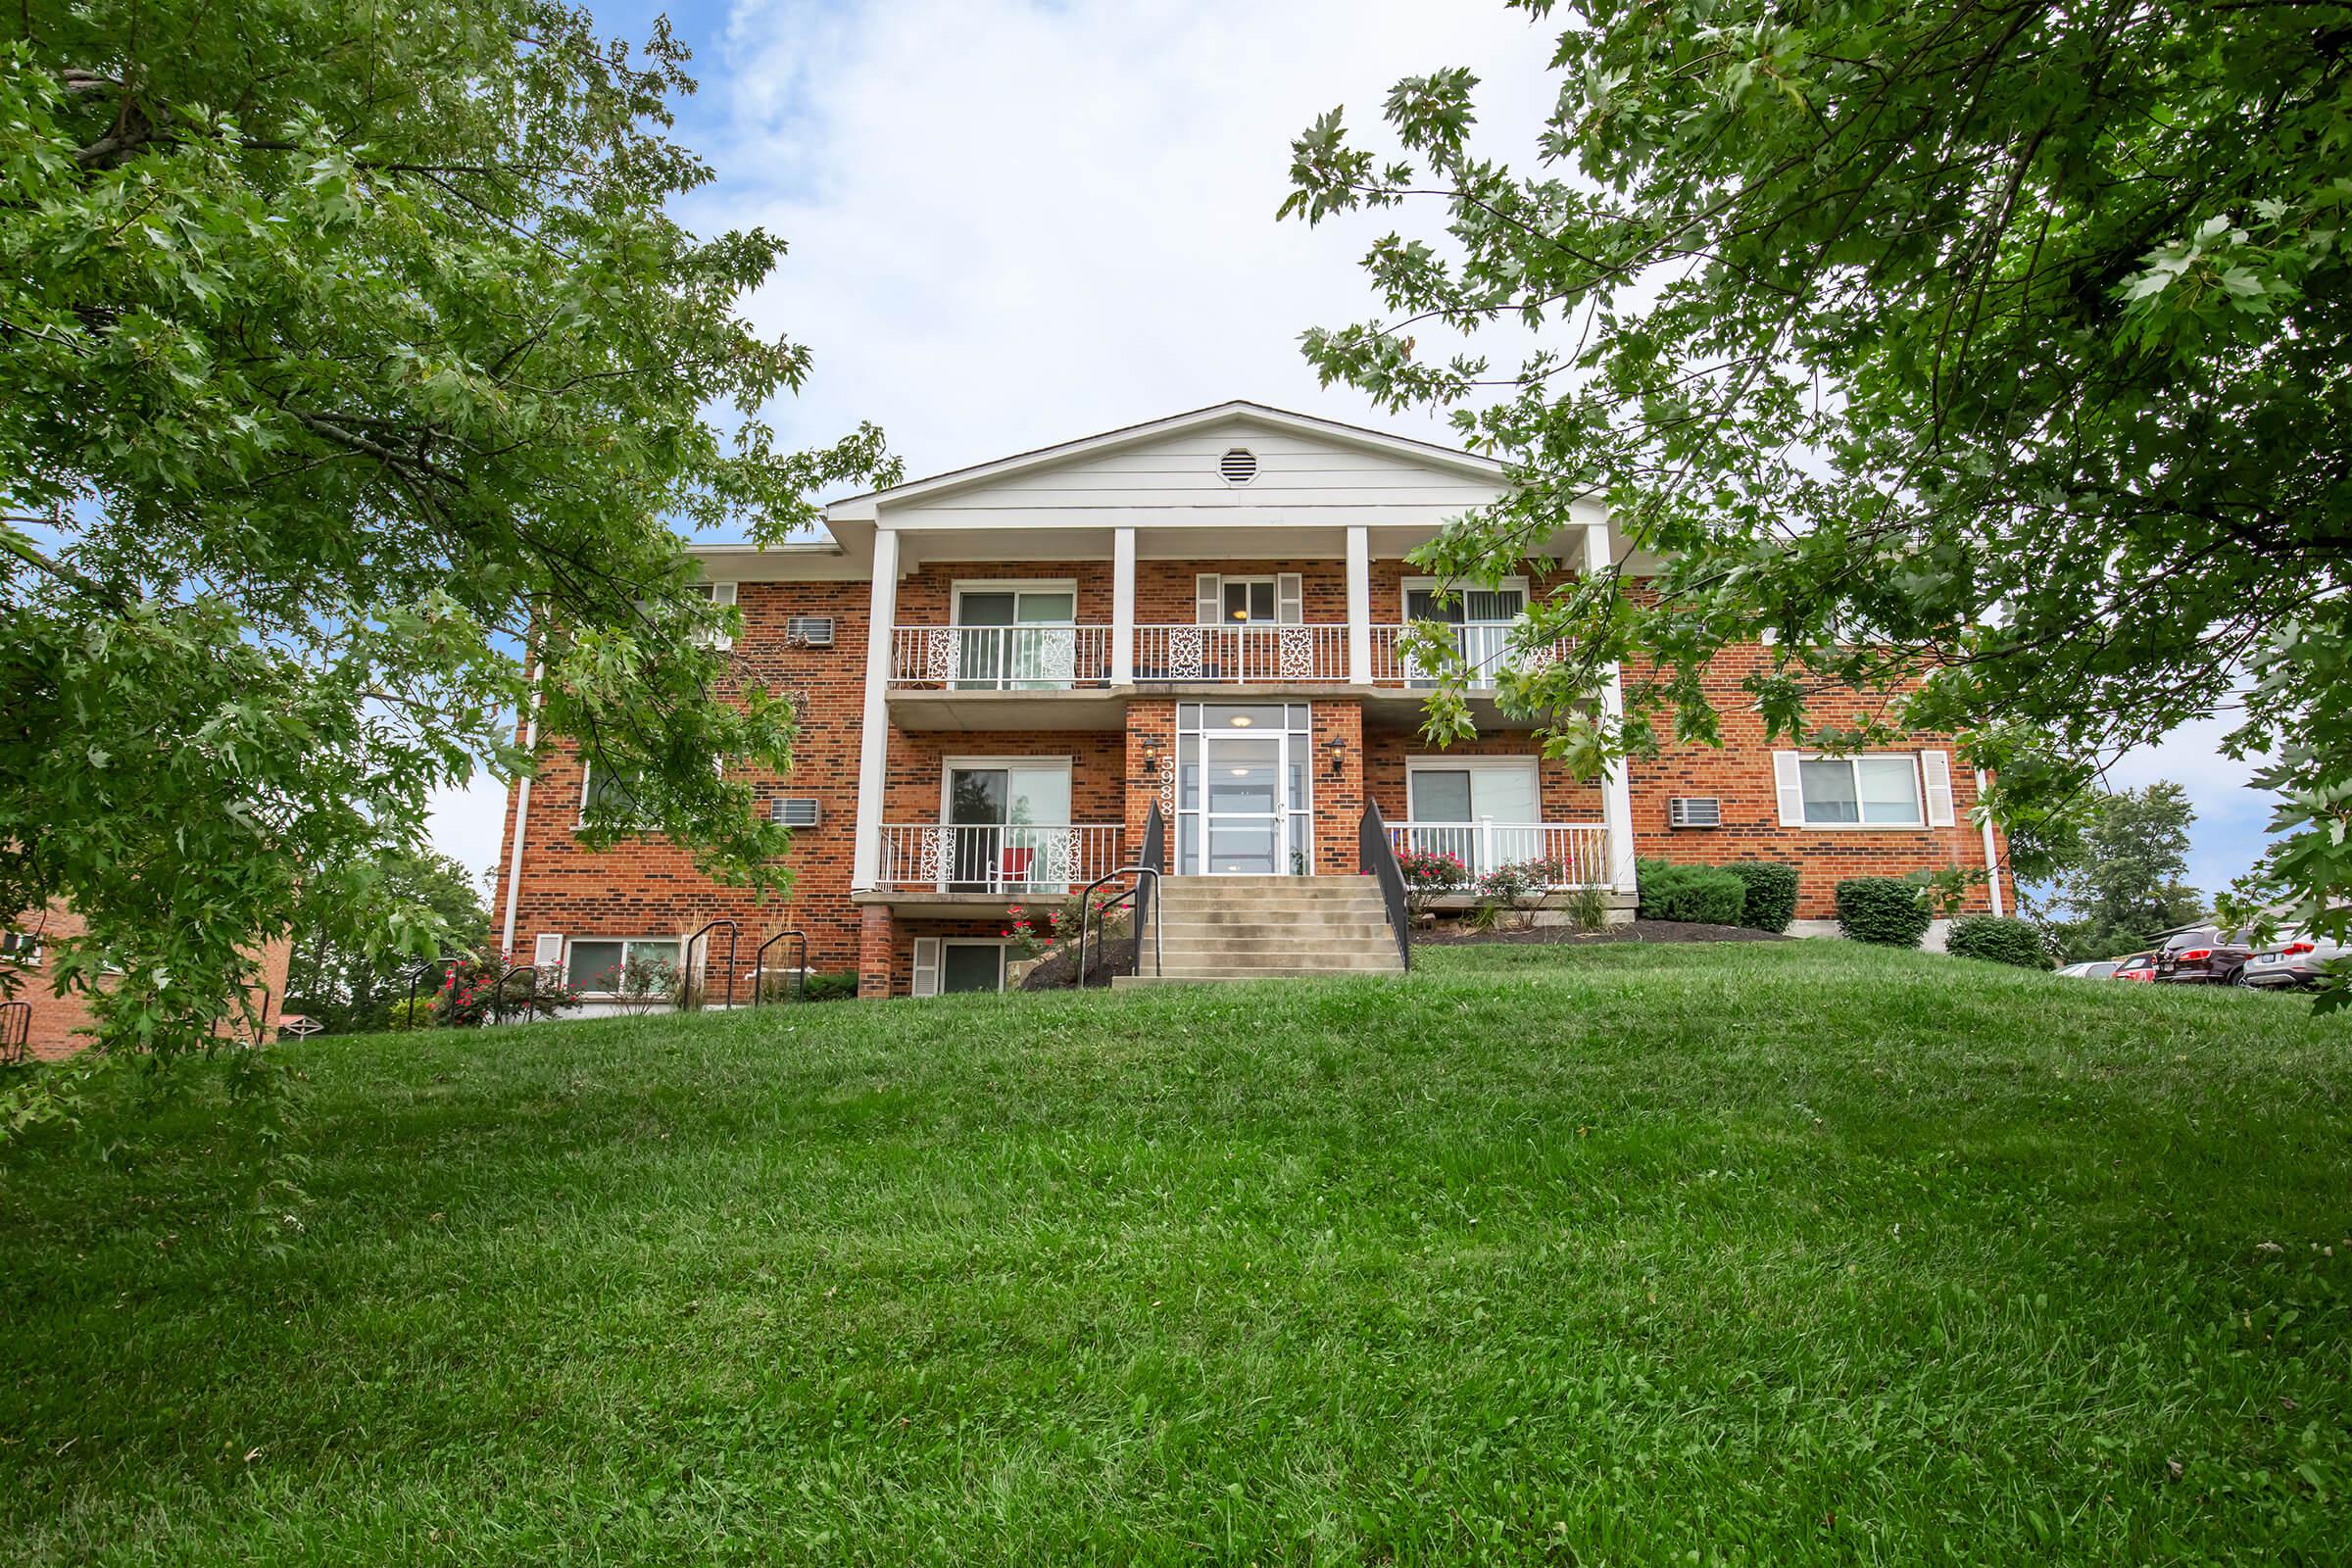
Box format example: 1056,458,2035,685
1176,703,1313,875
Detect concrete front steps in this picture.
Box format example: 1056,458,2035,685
1111,874,1405,988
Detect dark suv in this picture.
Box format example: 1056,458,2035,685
2154,926,2261,986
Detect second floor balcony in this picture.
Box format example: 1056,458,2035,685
888,621,1572,694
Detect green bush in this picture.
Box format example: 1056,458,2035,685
1723,860,1799,934
1946,914,2054,969
802,969,859,1004
1635,858,1747,925
1836,877,1934,948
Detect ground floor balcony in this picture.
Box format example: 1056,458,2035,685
1386,821,1613,888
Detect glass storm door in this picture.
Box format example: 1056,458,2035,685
945,764,1072,891
1176,704,1313,876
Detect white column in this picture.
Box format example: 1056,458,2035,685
1976,768,2006,915
1346,524,1372,683
1585,520,1639,892
851,524,900,891
1111,526,1136,686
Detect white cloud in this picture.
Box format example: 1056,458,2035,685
427,0,2283,900
427,776,512,888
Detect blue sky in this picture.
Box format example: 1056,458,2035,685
430,0,2279,906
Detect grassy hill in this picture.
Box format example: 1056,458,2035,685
2,941,2348,1563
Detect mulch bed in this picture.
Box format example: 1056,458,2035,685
1018,937,1138,991
1418,919,1788,947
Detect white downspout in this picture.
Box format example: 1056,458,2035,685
1975,767,2005,916
498,662,545,956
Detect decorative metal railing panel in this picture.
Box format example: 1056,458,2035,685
889,625,1113,689
874,823,1126,893
1367,624,1574,689
1132,623,1348,683
1387,821,1612,887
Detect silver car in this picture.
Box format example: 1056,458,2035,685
2055,960,2118,980
2239,930,2344,989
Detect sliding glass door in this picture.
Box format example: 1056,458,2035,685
954,588,1077,690
944,763,1073,891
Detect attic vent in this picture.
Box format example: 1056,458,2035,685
1218,447,1258,485
1668,797,1722,828
771,797,821,828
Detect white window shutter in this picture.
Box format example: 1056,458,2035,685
708,581,736,650
532,932,564,970
1772,752,1804,825
1276,572,1304,625
1921,750,1956,826
910,938,941,998
1194,574,1221,625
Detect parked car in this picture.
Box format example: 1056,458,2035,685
2111,953,2157,982
2154,926,2264,986
2056,960,2118,980
2239,930,2343,990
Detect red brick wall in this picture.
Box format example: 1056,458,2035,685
4,903,290,1059
1622,643,2006,917
1312,703,1366,875
1362,730,1607,824
495,577,873,977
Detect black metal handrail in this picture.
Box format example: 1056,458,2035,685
1359,798,1412,972
0,1000,29,1065
678,918,740,1011
1075,867,1163,990
490,963,542,1026
1135,802,1164,972
402,956,458,1029
750,929,808,1006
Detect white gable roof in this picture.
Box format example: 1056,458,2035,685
824,401,1510,528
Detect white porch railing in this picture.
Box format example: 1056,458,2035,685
1368,624,1574,689
874,823,1125,892
889,625,1113,689
1387,821,1612,887
1133,623,1348,683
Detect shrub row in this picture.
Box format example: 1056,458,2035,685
1636,858,1800,933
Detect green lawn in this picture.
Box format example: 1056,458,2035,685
3,942,2348,1564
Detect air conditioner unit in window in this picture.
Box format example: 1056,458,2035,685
1669,796,1722,828
784,615,835,648
771,797,821,828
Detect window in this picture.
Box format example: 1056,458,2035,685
1223,578,1277,623
1,931,39,966
686,581,737,649
564,938,679,996
578,760,649,827
1192,573,1302,627
1797,756,1921,826
951,584,1079,690
911,937,1006,996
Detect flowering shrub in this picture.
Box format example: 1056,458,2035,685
1477,858,1551,931
1396,847,1469,921
436,949,583,1027
1004,902,1071,958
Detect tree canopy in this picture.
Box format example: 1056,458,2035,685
282,850,489,1036
0,1,894,1061
2035,782,2204,962
1282,1,2351,996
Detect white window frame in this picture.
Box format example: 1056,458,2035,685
1,931,41,967
949,579,1080,625
563,936,684,998
1398,575,1531,622
911,937,1008,997
1403,757,1543,821
576,758,651,831
1779,752,1940,830
1191,573,1304,626
936,756,1075,825
687,580,737,650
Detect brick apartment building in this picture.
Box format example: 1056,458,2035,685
490,402,2009,1003
0,904,291,1062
